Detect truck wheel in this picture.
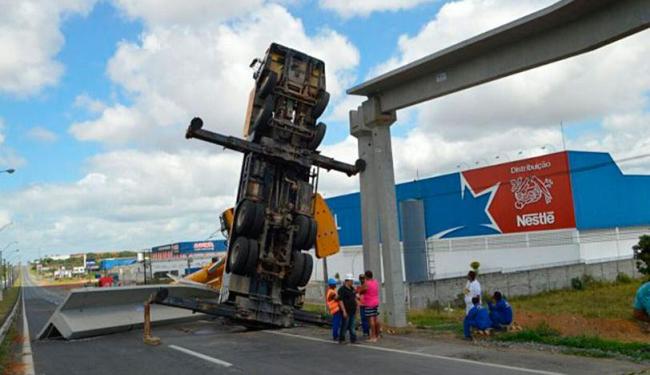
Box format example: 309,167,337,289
298,253,313,287
304,218,317,250
311,90,330,119
257,72,277,99
252,95,274,132
251,202,266,236
286,251,305,287
306,122,326,150
235,200,264,237
293,214,310,250
245,239,260,275
228,236,250,275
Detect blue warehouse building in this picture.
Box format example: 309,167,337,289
320,151,650,281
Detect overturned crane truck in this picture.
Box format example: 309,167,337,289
185,43,363,327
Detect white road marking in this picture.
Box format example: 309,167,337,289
22,274,36,375
169,344,233,368
264,330,564,375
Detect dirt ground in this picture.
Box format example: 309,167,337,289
516,309,650,343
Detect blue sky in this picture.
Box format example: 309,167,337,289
0,1,447,191
0,0,648,258
0,2,136,189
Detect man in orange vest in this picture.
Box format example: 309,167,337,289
326,278,342,341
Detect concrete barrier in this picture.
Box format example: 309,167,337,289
38,285,219,340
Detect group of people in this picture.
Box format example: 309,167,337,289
463,270,514,339
324,267,649,342
325,270,381,344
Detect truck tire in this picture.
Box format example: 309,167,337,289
245,239,260,275
286,251,305,287
304,218,317,250
252,95,274,132
228,236,250,275
235,200,264,237
311,90,330,119
293,214,310,250
306,122,326,150
257,72,277,99
298,253,313,287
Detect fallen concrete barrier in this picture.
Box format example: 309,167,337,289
38,284,219,340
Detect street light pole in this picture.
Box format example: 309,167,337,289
6,249,20,287
1,242,18,289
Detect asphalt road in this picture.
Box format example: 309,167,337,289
22,272,648,375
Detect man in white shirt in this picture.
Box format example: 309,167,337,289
464,270,481,314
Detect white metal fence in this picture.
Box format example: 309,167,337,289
426,226,648,280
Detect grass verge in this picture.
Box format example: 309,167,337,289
0,281,21,373
510,278,646,319
0,286,20,324
496,323,650,362
0,325,19,373
408,308,463,334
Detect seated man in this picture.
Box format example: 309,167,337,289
463,296,492,339
633,281,650,323
488,291,513,329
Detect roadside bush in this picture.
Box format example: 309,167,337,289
571,277,584,290
615,272,632,284
581,274,596,286
633,234,650,276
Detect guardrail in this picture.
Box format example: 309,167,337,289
0,289,21,344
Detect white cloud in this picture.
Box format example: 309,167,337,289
27,126,58,143
74,93,107,113
0,0,96,96
70,104,146,145
112,0,263,27
70,3,359,148
569,112,650,174
320,0,436,18
1,149,241,253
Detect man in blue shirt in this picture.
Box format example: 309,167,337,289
463,296,492,339
488,291,513,329
633,281,650,323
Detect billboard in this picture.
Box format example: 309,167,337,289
460,152,576,235
151,240,227,260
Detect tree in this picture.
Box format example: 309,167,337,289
633,235,650,276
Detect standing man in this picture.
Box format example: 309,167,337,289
356,274,370,337
359,270,381,342
464,270,481,314
338,274,358,344
325,278,342,341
